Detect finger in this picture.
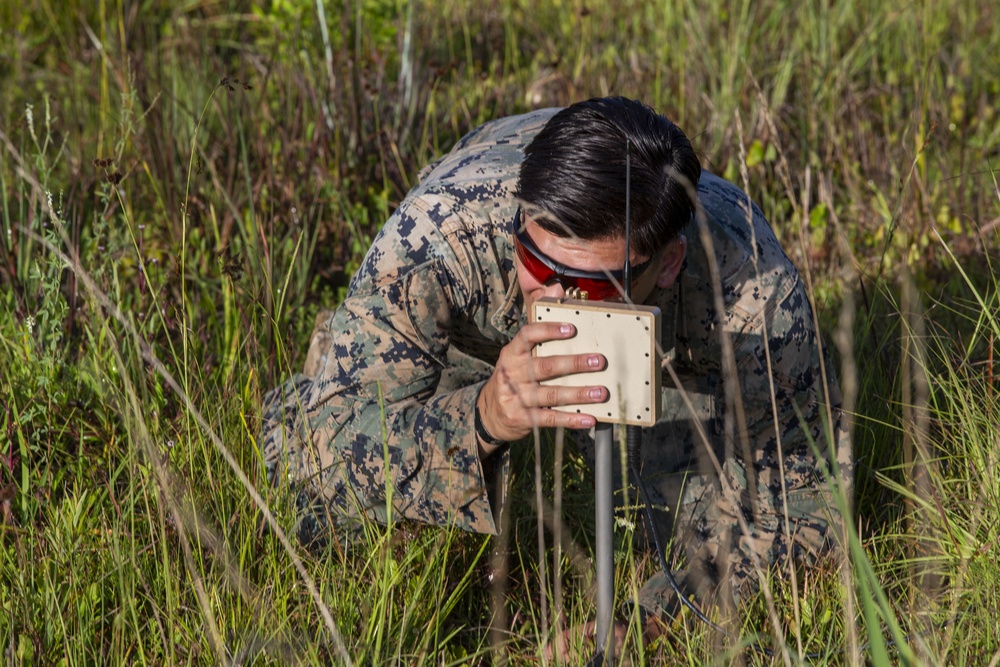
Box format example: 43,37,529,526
528,407,598,431
530,384,608,409
528,352,606,382
512,321,576,350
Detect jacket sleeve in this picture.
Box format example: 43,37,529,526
266,198,508,535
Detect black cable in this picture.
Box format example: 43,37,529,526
623,140,632,297
628,454,781,657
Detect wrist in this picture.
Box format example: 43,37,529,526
475,387,510,456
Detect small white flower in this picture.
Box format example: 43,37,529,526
25,315,35,334
25,104,37,144
614,516,635,531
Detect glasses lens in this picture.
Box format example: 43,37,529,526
515,234,626,300
514,231,555,284
514,213,645,301
566,276,623,300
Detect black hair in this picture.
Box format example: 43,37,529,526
515,97,701,257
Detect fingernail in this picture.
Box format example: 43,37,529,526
588,355,601,368
589,387,604,399
560,324,573,335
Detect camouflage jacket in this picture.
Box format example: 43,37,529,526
263,107,840,537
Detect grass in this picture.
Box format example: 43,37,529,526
2,0,1000,664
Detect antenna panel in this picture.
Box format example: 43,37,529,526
531,297,662,427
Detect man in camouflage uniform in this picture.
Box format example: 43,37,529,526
260,97,850,636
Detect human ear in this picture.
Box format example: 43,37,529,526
655,235,687,288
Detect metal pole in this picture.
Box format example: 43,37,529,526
592,138,630,665
594,421,614,663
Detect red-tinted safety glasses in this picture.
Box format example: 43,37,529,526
513,207,651,301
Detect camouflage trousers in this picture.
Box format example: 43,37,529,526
574,373,852,622
264,372,851,619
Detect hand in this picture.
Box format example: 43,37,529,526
476,320,608,447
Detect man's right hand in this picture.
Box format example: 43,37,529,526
476,320,608,453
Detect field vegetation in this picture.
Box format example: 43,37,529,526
1,0,999,664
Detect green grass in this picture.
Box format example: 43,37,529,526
2,0,1000,664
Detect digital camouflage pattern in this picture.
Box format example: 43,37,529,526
259,107,851,618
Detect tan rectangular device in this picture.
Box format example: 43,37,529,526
531,297,662,427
